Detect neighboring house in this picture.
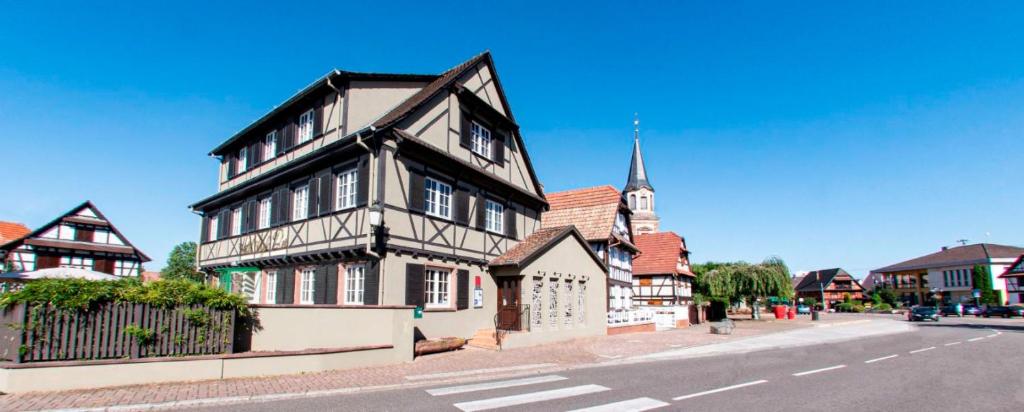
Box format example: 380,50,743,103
622,118,659,237
541,186,639,311
998,254,1024,304
0,222,30,249
190,52,608,346
870,243,1024,305
0,201,150,277
793,268,865,308
141,271,162,282
632,231,694,308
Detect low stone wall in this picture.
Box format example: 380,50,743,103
248,305,414,354
607,322,656,335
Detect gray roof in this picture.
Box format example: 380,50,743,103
623,130,653,192
872,243,1024,274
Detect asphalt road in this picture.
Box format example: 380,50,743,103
192,317,1024,411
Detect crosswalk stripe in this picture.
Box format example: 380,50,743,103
567,397,670,412
452,384,610,412
426,375,567,396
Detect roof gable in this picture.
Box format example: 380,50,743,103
541,186,628,241
489,226,606,271
1000,254,1024,278
0,201,150,262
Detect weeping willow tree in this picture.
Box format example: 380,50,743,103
704,257,794,319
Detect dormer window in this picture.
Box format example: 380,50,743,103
264,131,277,160
298,109,315,143
470,121,491,158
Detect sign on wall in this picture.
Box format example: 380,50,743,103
473,276,484,308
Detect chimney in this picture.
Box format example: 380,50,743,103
941,246,948,251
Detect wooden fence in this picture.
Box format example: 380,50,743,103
0,302,236,363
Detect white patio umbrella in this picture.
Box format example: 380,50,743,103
0,267,121,281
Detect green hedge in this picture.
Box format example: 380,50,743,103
0,278,253,319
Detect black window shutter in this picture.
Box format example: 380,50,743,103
475,193,487,230
456,269,469,310
270,189,281,226
280,267,295,304
364,261,380,305
282,122,295,151
460,111,472,148
493,132,506,165
314,103,324,137
240,201,251,234
227,154,237,178
250,141,262,165
249,199,259,232
504,205,517,239
324,263,339,304
454,187,469,226
274,269,288,304
356,158,370,207
308,177,320,218
276,125,288,155
405,263,425,307
200,216,209,243
408,169,425,213
219,210,230,238
314,265,328,304
318,171,333,215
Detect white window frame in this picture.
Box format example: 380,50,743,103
424,177,452,220
345,264,366,305
237,147,248,173
335,168,358,210
231,207,242,236
298,109,315,143
208,214,219,241
264,131,278,160
257,197,272,229
265,271,278,303
485,200,504,234
60,256,94,270
293,184,309,221
424,268,451,308
300,268,316,304
470,121,492,158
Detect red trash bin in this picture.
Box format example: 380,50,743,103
787,307,796,320
773,305,787,319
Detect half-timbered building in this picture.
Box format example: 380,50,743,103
0,201,149,278
541,186,639,311
191,52,609,344
631,231,694,309
794,268,865,308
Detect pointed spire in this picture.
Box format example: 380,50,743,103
624,113,654,192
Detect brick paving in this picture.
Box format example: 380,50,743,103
0,315,855,411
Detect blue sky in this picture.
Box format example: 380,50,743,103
1,1,1022,277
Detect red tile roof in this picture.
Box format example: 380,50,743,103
0,221,30,246
541,186,625,241
633,231,691,276
141,271,162,282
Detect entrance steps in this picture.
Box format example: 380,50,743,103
468,329,501,350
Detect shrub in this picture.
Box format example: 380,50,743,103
0,278,253,319
851,304,865,313
875,303,892,312
836,302,854,312
803,297,817,307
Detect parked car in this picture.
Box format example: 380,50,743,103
962,305,983,316
796,305,811,314
908,306,940,322
940,305,962,317
982,306,1024,318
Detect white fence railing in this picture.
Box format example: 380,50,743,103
607,308,655,326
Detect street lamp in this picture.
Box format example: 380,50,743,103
368,205,383,227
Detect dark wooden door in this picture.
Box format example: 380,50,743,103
496,278,521,331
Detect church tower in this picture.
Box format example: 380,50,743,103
623,116,659,237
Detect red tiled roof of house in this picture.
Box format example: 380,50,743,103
541,186,624,241
0,221,30,246
633,231,691,276
490,226,574,267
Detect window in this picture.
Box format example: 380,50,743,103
640,196,648,210
298,109,315,143
336,168,358,210
208,215,219,241
470,121,491,158
424,178,452,219
629,194,636,210
424,268,450,308
237,147,248,173
257,197,272,229
264,131,278,160
114,260,135,276
265,271,278,303
300,268,316,304
293,184,309,221
485,200,504,234
60,256,93,270
345,264,366,304
231,207,242,236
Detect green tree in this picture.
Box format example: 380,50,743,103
971,265,1000,305
877,286,898,306
703,257,794,319
161,242,204,283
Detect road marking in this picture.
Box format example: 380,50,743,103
453,384,609,411
944,342,961,346
669,344,683,348
792,365,846,377
425,375,567,396
405,363,557,381
967,337,985,342
672,380,768,401
986,334,997,338
598,354,623,359
909,347,936,354
568,397,670,412
864,355,898,364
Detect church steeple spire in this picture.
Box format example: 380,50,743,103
624,114,654,192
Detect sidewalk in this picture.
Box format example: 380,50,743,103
0,314,894,411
